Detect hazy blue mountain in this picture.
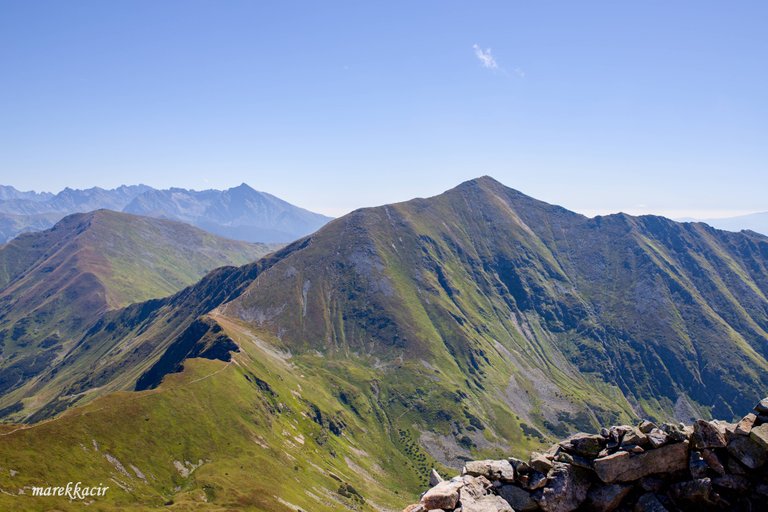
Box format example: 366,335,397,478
0,183,332,243
123,183,332,242
696,212,768,236
0,185,53,202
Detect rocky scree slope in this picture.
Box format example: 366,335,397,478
405,397,768,512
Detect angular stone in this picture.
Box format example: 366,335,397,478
559,432,606,458
692,420,727,449
726,457,747,475
498,485,538,512
713,474,750,492
586,483,632,512
622,427,649,447
520,470,547,491
622,444,644,454
460,476,512,512
689,450,708,478
735,413,757,436
669,477,716,506
700,449,725,475
429,468,443,487
421,480,463,510
755,397,768,415
639,476,665,493
529,452,554,474
509,457,531,475
634,493,668,512
646,428,668,449
462,494,514,512
639,420,657,434
594,440,689,483
532,463,590,512
660,423,690,443
750,423,768,450
727,434,767,469
555,451,593,469
463,459,515,483
402,505,425,512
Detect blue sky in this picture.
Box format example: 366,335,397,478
1,1,766,217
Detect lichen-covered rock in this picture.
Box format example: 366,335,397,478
533,462,590,512
634,492,669,511
462,494,514,512
421,479,463,510
594,441,689,483
460,476,512,512
463,459,515,482
750,423,768,451
701,449,725,475
428,468,443,487
646,429,668,449
734,413,757,436
406,397,768,512
669,477,719,506
559,432,606,458
498,484,538,512
529,452,554,474
727,435,766,469
586,483,632,512
692,420,727,449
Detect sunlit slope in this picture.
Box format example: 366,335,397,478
0,210,274,421
0,317,417,511
2,177,767,511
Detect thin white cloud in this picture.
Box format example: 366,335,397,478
472,44,498,70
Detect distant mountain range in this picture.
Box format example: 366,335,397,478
0,177,766,511
0,183,332,243
691,212,768,237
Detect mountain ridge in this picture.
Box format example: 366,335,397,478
0,209,275,420
0,177,766,511
0,183,332,243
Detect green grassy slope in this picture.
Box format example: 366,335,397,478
0,177,767,510
0,316,421,512
0,210,274,421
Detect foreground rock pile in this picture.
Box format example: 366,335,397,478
403,398,768,511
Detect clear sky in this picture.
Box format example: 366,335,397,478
1,1,766,218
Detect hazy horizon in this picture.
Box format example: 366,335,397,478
1,179,765,222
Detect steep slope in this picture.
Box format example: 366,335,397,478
0,177,766,511
123,183,333,242
219,177,768,420
0,210,273,418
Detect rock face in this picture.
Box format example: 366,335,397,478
403,398,768,512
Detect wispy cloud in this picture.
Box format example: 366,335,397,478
472,44,498,70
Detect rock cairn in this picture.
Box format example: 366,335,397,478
403,398,768,511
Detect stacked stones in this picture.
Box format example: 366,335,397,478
402,398,768,512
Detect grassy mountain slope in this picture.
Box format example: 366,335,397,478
0,210,274,420
0,177,766,510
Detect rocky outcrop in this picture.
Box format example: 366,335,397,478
403,398,768,511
